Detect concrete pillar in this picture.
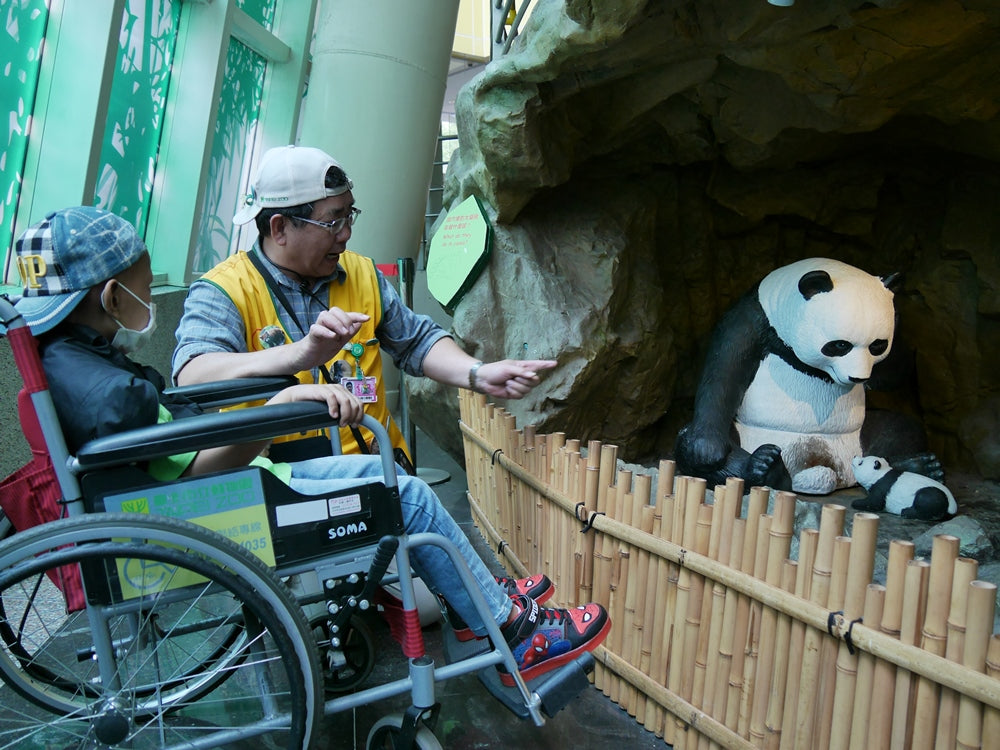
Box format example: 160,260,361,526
300,0,461,269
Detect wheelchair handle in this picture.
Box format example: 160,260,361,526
72,410,399,488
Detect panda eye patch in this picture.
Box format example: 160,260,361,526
869,339,888,355
821,340,852,357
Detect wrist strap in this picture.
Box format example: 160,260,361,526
468,361,484,392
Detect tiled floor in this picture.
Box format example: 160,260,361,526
313,426,669,749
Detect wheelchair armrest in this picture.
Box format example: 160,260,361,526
73,401,340,470
162,376,299,408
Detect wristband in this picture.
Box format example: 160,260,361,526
468,361,484,392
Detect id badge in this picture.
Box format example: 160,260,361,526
342,377,378,403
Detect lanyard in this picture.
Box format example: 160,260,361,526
247,250,371,453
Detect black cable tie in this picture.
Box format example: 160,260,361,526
497,540,508,556
491,449,503,465
828,610,844,638
580,511,605,534
845,617,863,655
574,502,586,522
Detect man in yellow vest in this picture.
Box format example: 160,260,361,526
172,145,555,463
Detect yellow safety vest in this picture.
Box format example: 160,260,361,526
201,250,409,458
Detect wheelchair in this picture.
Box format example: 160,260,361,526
0,296,594,749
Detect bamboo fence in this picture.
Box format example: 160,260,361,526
458,391,1000,749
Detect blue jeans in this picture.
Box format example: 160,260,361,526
288,455,511,634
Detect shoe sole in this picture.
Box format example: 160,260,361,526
452,586,555,642
498,614,612,687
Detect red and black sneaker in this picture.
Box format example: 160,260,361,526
448,574,554,642
493,574,554,605
498,595,611,687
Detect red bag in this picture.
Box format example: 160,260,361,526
0,454,85,612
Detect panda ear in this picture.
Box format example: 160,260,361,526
882,271,904,293
798,270,834,300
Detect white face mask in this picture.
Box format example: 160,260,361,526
103,282,157,353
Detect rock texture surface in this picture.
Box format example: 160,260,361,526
410,0,1000,489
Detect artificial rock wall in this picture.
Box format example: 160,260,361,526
410,0,1000,481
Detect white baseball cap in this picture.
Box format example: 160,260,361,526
233,145,354,225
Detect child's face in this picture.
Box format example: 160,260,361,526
113,253,153,330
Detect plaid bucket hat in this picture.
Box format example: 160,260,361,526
12,206,146,334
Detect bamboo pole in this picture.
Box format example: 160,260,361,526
718,516,748,734
912,534,961,749
577,440,603,606
890,558,931,750
982,636,1000,742
866,539,914,748
793,504,845,749
701,479,742,750
676,479,710,747
626,475,653,717
828,512,879,750
848,584,886,748
647,461,677,736
780,527,818,750
956,581,997,750
812,535,852,750
692,499,717,717
739,510,772,738
609,469,634,707
593,456,620,695
764,559,799,750
750,491,796,745
662,474,687,745
725,486,768,732
936,556,979,748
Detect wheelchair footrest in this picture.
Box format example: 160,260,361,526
477,651,596,719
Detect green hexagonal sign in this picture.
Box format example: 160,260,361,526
427,195,492,313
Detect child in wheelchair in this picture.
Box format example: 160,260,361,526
7,205,611,687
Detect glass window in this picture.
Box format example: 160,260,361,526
95,0,182,236
236,0,276,30
1,0,50,280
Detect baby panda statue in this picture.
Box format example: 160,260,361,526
674,257,940,496
851,455,956,521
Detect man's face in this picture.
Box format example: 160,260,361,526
273,193,355,279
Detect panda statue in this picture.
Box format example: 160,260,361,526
850,455,956,521
674,257,940,496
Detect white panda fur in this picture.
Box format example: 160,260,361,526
736,259,896,495
850,455,957,521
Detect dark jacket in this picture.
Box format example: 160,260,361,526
39,324,201,455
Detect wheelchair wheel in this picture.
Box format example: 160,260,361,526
312,612,377,693
366,713,444,750
0,513,322,749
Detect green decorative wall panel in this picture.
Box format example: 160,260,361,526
95,0,181,236
193,37,266,275
1,0,49,274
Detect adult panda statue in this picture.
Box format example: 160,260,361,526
674,258,940,496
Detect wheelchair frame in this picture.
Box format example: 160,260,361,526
0,296,591,749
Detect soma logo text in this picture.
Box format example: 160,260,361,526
328,520,368,540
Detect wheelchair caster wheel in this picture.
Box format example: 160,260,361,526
312,613,376,693
366,713,443,750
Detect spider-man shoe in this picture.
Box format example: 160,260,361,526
498,595,611,686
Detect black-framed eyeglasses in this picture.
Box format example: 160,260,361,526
295,207,361,234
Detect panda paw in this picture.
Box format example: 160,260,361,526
745,444,792,491
891,453,945,484
791,466,838,496
852,494,886,513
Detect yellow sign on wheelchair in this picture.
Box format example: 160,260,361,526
101,469,274,599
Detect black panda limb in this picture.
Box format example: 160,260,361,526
899,487,953,522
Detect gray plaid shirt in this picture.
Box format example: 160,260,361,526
171,242,450,384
